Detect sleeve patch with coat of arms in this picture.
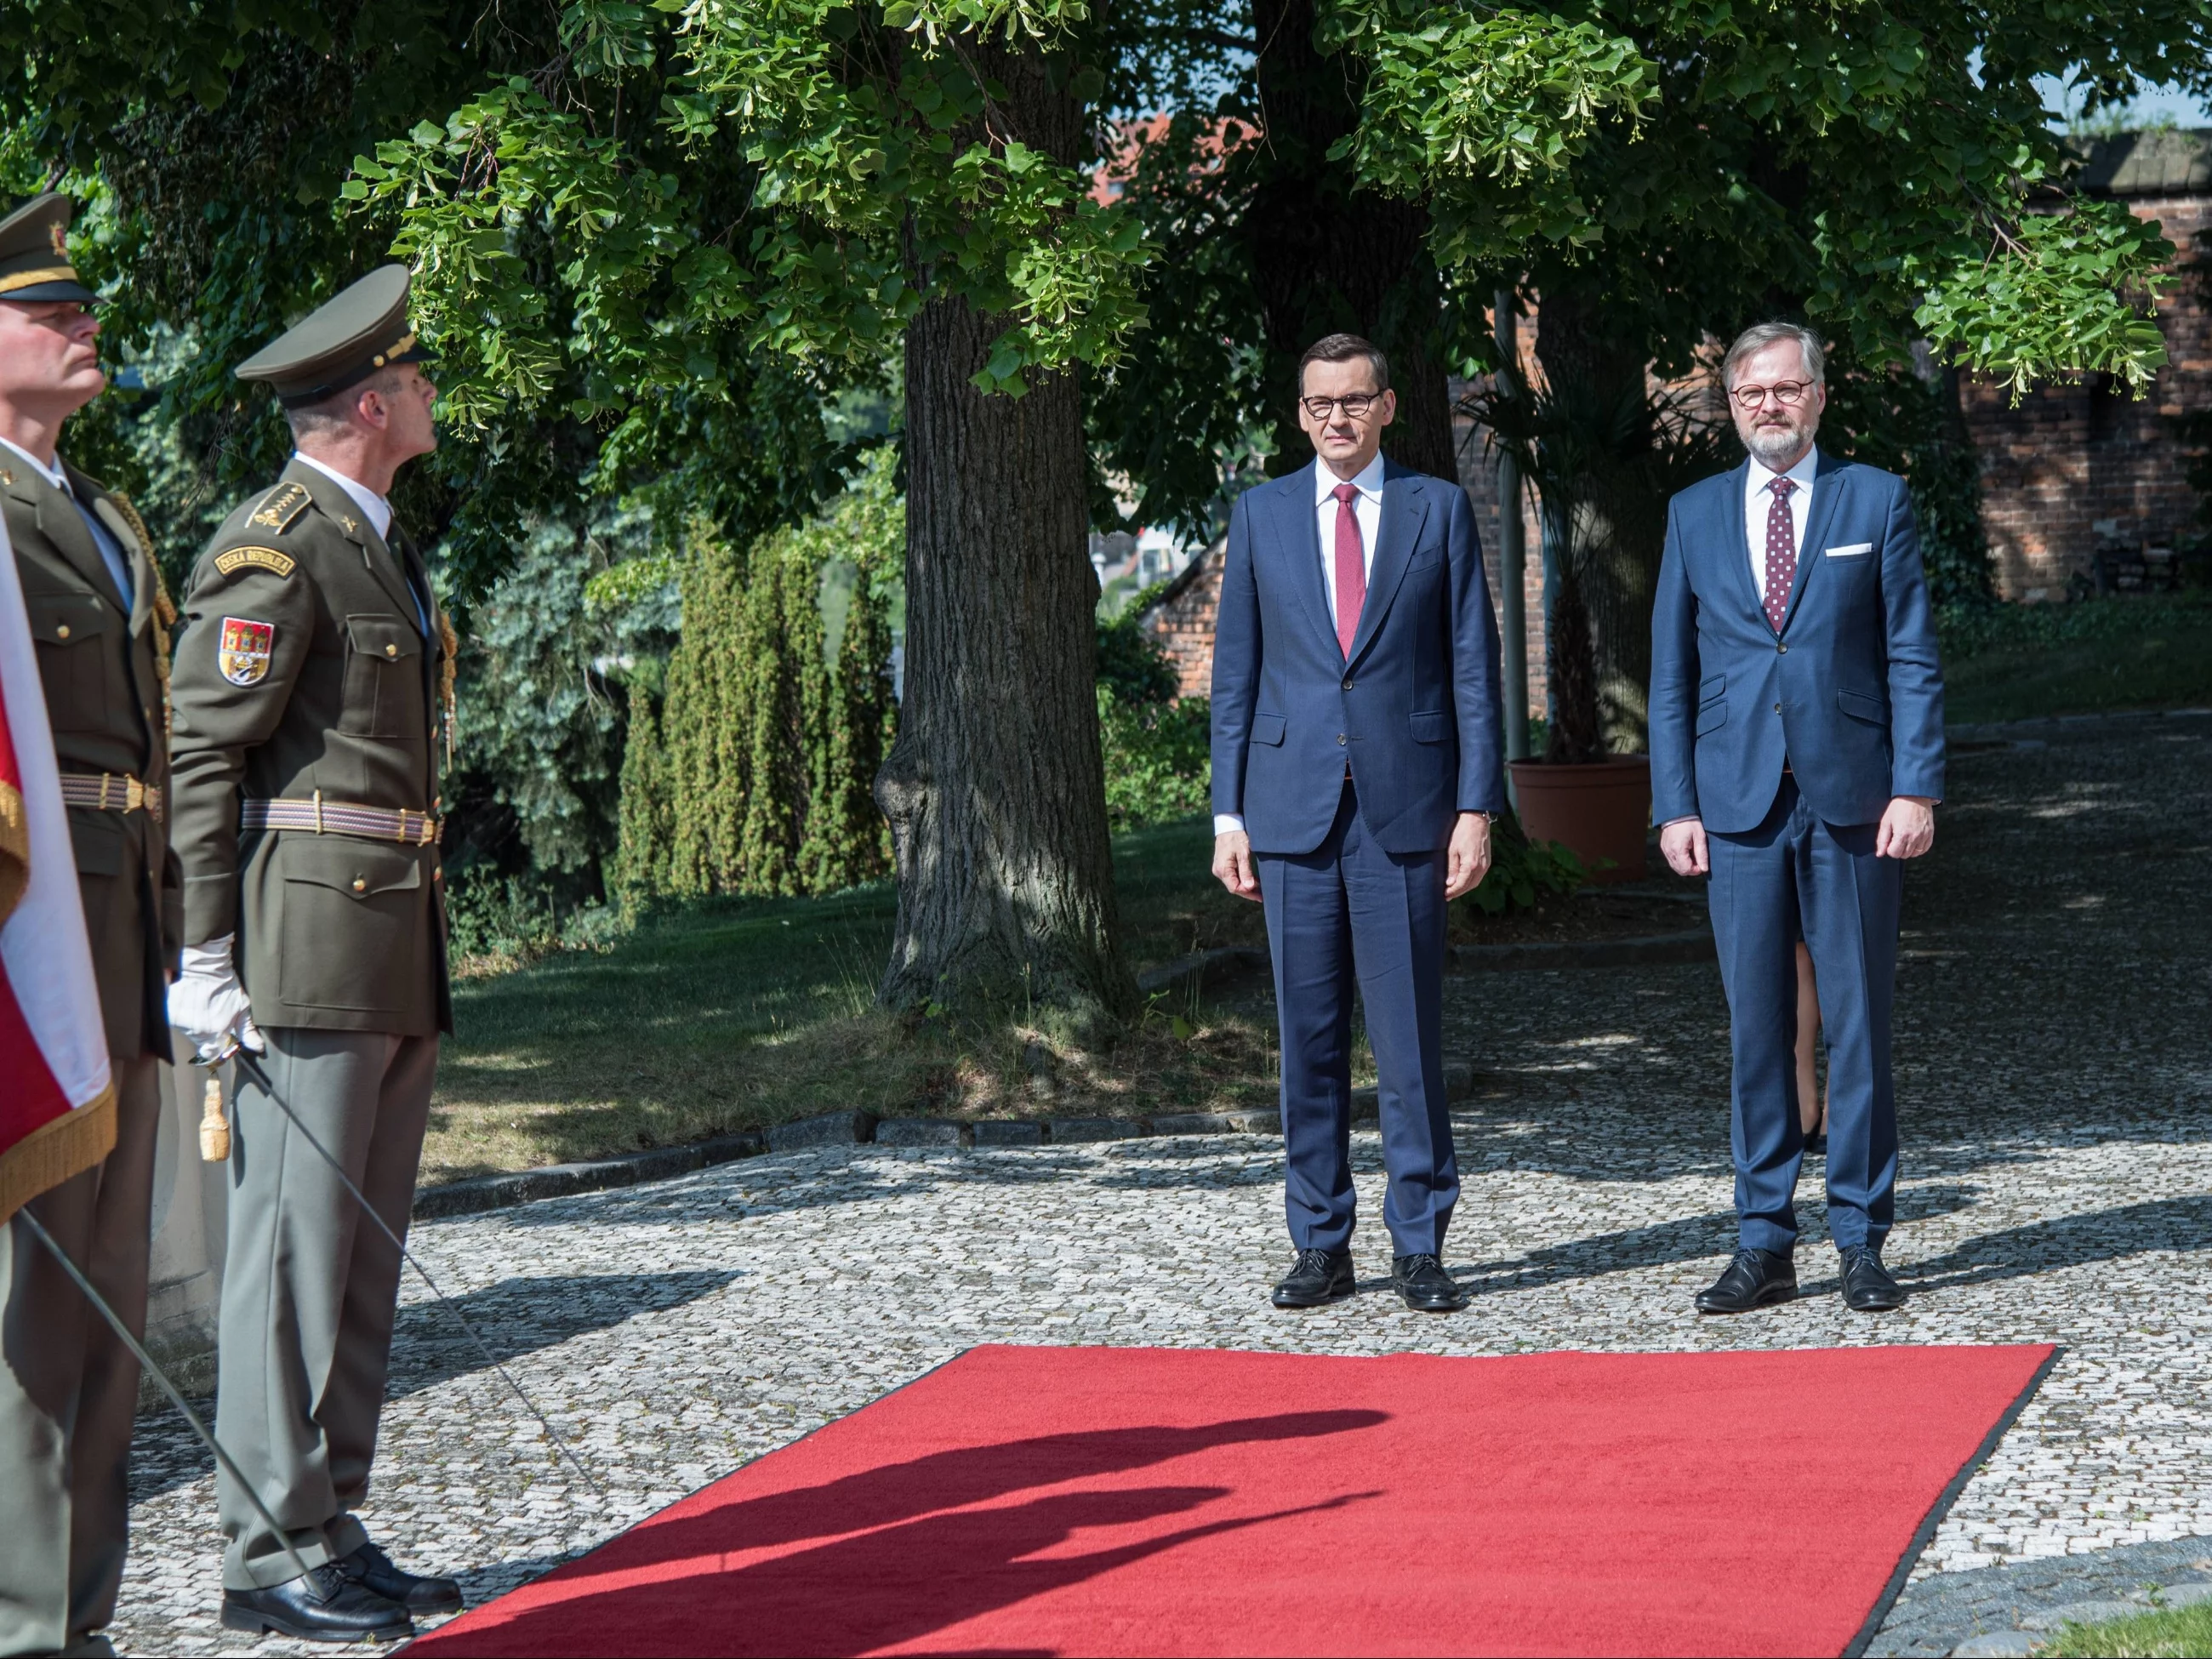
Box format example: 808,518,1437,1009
219,618,275,686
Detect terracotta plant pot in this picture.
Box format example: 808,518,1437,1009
1508,755,1651,886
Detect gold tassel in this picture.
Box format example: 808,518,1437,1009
437,609,459,767
198,1070,229,1163
113,493,178,734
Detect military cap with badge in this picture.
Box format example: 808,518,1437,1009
0,191,100,303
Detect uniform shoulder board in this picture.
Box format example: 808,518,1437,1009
247,481,312,533
213,545,299,580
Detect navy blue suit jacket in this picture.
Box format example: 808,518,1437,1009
1211,459,1507,855
1649,451,1946,835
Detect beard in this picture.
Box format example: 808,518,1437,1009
1745,418,1814,468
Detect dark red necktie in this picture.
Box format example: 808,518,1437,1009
1763,475,1796,631
1332,482,1365,658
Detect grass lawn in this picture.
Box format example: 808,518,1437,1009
427,818,1288,1182
2044,1602,2212,1656
1941,590,2212,726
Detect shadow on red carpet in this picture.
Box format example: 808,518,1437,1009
404,1343,2053,1658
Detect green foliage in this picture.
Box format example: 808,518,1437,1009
1093,604,1210,830
1913,202,2175,403
1461,815,1590,916
617,455,901,901
1097,689,1212,830
1095,600,1180,707
1825,366,1996,608
441,510,676,889
2041,1599,2212,1657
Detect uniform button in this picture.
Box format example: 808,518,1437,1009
1342,677,1354,691
55,624,69,640
385,643,399,658
1777,642,1788,653
351,876,368,893
1774,702,1782,713
1337,733,1348,746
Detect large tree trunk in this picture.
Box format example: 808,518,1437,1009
874,48,1135,1030
1239,0,1456,481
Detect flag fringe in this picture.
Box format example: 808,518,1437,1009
0,778,23,924
0,1086,116,1223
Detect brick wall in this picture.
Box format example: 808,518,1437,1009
1966,191,2212,598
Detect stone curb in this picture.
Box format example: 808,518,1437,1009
1137,931,1719,994
408,1063,1492,1221
1136,945,1268,1000
1947,705,2212,742
1451,929,1715,972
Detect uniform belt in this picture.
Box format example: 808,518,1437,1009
59,772,163,823
240,795,441,845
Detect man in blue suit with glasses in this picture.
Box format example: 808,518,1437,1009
1650,322,1946,1316
1210,333,1506,1314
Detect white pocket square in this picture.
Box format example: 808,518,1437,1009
1824,542,1873,557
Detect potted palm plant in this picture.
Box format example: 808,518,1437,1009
1461,350,1726,881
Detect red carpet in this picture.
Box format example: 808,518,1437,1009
410,1343,2053,1658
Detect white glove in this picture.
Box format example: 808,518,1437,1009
167,936,265,1063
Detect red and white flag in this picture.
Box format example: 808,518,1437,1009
0,507,112,1221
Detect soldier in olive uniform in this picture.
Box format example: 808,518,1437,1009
0,193,182,1658
167,266,460,1645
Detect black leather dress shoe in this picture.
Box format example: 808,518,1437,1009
1392,1253,1469,1313
1695,1247,1798,1314
1839,1244,1906,1312
221,1563,413,1644
340,1541,464,1614
1271,1247,1355,1308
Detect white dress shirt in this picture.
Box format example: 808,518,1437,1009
1744,445,1819,602
292,450,394,541
0,435,135,604
1216,453,1388,836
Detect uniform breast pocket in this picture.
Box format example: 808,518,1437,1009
26,595,111,731
339,614,426,738
276,839,424,1014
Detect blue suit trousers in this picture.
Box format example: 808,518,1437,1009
1708,775,1901,1253
1257,780,1457,1256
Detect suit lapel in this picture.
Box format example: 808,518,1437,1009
19,465,129,613
1778,450,1847,636
1269,470,1339,660
69,465,151,636
1345,467,1428,668
1719,459,1765,624
286,460,419,623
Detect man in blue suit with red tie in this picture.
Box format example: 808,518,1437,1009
1210,334,1506,1313
1650,322,1946,1315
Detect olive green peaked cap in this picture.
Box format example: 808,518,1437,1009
0,193,97,303
234,264,432,408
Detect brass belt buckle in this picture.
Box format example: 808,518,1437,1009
123,775,145,813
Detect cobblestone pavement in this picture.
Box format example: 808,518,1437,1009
111,711,2212,1656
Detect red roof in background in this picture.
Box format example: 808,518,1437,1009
1092,114,1258,206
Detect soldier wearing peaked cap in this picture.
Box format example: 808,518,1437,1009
166,265,463,1645
0,191,183,1658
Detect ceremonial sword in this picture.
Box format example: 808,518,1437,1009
208,1040,607,1497
16,1207,319,1588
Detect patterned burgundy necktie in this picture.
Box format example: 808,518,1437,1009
1763,475,1796,632
1332,482,1365,658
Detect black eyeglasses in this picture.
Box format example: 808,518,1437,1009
1300,393,1381,419
1730,380,1815,409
